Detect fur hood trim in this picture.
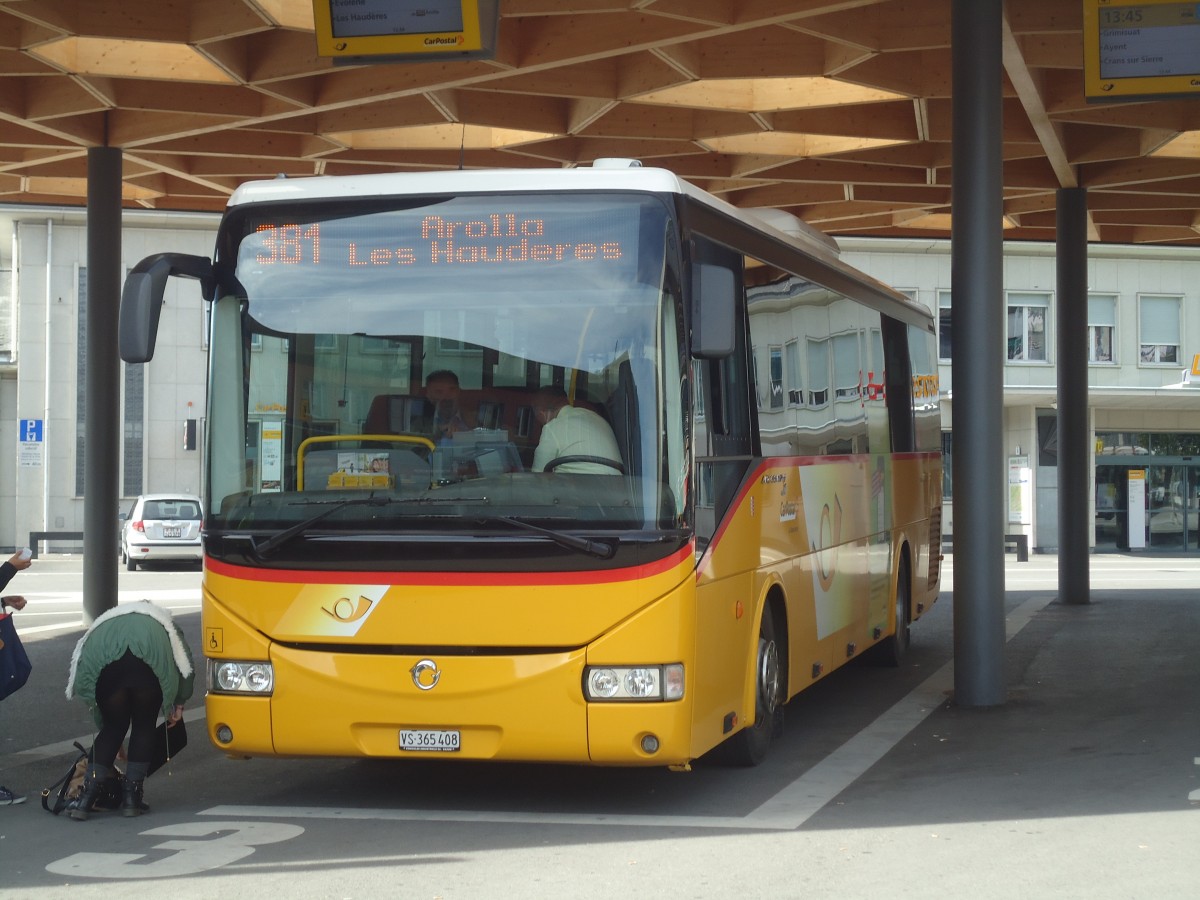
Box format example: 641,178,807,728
65,600,193,700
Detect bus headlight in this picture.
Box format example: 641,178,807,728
584,664,684,701
209,659,274,695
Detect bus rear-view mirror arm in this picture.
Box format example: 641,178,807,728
120,253,214,363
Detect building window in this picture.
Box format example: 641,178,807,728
937,290,952,361
832,332,861,400
1007,292,1050,362
0,269,12,364
768,346,783,409
807,338,829,407
785,340,802,405
1037,412,1057,466
941,431,953,500
1138,294,1181,365
123,363,144,496
1087,294,1116,364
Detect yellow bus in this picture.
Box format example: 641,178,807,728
120,160,941,767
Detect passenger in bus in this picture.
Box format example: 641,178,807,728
532,387,623,474
425,370,469,444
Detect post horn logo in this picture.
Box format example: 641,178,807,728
410,659,441,691
322,595,373,622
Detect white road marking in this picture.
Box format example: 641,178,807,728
201,804,767,830
11,592,200,636
5,707,207,763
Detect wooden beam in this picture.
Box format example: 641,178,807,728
1002,10,1074,187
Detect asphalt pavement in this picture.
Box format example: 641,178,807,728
0,552,1197,898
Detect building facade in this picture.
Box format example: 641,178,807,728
3,211,1199,554
840,237,1200,554
1,208,217,553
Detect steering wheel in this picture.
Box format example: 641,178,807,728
543,455,625,474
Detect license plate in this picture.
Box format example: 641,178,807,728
399,729,461,752
163,526,182,538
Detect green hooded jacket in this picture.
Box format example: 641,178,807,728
65,601,195,728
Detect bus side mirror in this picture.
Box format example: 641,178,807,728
690,261,736,359
120,253,214,363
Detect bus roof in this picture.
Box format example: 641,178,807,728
227,161,697,208
229,161,842,256
226,160,928,326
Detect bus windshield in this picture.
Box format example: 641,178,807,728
204,192,688,562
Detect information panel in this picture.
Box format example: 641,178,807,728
1127,469,1146,549
312,0,498,64
1083,0,1200,101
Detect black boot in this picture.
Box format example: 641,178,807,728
68,768,109,825
120,779,148,817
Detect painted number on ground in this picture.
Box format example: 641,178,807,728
45,821,304,879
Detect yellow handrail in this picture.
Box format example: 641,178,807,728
296,434,436,490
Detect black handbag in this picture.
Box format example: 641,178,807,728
42,720,188,815
0,612,32,701
41,743,126,815
41,742,94,815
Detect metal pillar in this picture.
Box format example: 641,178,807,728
1056,187,1090,604
950,0,1006,706
83,146,122,624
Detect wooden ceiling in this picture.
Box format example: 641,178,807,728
2,0,1200,245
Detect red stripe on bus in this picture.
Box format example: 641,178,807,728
206,544,694,587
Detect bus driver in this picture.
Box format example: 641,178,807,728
531,387,623,475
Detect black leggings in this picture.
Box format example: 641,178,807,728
93,650,163,770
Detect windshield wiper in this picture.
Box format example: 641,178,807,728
252,494,485,558
485,516,617,560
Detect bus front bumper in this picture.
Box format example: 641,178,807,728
205,643,694,766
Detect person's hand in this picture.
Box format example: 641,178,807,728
1,595,26,611
6,551,31,572
167,704,185,726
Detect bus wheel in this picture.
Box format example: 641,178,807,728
870,556,911,667
721,604,783,767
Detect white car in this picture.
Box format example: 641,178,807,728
120,494,204,570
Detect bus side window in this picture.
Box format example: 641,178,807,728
882,316,915,453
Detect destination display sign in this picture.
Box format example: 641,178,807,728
1084,0,1200,101
233,197,657,304
247,214,627,270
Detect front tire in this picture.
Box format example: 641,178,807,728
719,603,784,767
